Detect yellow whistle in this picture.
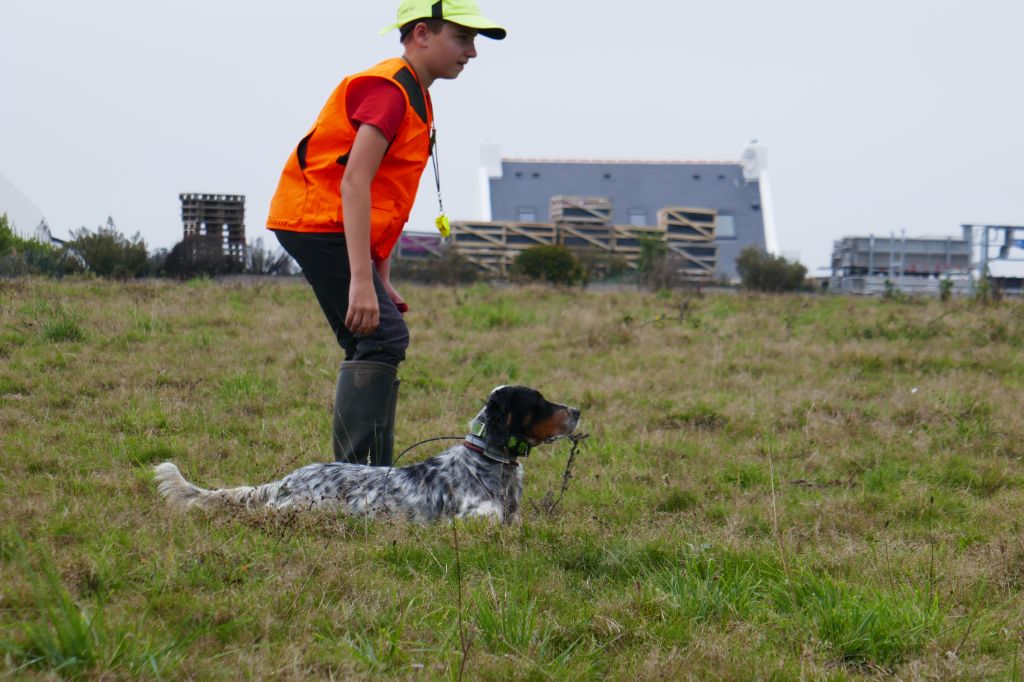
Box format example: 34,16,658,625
435,214,451,238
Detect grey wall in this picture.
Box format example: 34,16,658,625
489,161,766,278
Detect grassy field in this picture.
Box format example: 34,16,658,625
2,277,1024,680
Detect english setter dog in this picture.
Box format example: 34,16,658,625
154,386,580,524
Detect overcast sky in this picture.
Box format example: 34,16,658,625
2,0,1022,270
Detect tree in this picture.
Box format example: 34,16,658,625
735,246,807,292
164,234,244,279
511,245,586,286
67,217,148,278
247,237,295,275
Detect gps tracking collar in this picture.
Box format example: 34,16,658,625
465,418,531,465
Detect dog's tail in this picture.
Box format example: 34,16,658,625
153,462,214,510
154,462,274,511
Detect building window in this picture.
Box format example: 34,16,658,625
717,214,736,238
518,207,537,223
627,209,647,227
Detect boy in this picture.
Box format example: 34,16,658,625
267,1,506,466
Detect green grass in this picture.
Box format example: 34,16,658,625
2,278,1024,678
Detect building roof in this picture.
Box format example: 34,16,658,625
502,157,741,166
0,170,46,236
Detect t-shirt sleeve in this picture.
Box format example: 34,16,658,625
346,78,407,143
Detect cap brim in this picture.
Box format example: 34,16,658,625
446,14,506,40
379,15,506,40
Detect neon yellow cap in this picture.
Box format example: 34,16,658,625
380,0,507,40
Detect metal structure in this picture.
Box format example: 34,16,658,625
829,233,972,295
394,232,445,259
962,224,1024,293
179,193,246,263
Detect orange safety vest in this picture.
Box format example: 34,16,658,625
266,57,433,262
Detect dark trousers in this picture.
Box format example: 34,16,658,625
273,230,409,367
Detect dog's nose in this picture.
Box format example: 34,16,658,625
569,407,581,421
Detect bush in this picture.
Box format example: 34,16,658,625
736,247,807,292
0,214,83,277
164,235,245,279
390,245,479,285
637,235,692,291
571,248,629,282
511,245,586,286
67,218,148,278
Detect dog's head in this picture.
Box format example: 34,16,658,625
472,386,581,454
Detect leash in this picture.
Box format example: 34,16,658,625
392,435,464,467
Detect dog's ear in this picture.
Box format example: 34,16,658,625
483,389,513,450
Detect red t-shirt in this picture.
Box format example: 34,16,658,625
345,78,406,142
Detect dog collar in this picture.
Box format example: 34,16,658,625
466,419,531,464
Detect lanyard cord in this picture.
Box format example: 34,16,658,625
400,56,449,236
431,126,445,217
430,125,451,236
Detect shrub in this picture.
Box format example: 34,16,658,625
163,234,245,279
736,246,807,292
571,248,629,282
939,277,954,302
390,245,479,285
636,235,668,275
246,237,295,275
511,245,585,286
636,235,694,291
67,218,148,278
0,214,82,277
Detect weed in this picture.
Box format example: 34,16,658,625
41,308,86,343
0,533,182,677
657,554,768,624
474,590,551,656
773,571,944,666
656,488,700,513
452,298,536,330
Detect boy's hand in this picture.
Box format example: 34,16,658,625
346,278,380,334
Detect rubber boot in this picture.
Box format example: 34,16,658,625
381,377,400,467
332,360,398,466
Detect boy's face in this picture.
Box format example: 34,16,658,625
423,22,478,80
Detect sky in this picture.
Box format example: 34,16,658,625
2,0,1022,271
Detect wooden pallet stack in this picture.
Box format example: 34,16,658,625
551,196,616,255
658,207,718,280
447,198,718,281
448,221,556,276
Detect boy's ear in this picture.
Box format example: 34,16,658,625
483,390,512,450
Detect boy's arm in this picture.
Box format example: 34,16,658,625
374,257,408,313
341,123,389,335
